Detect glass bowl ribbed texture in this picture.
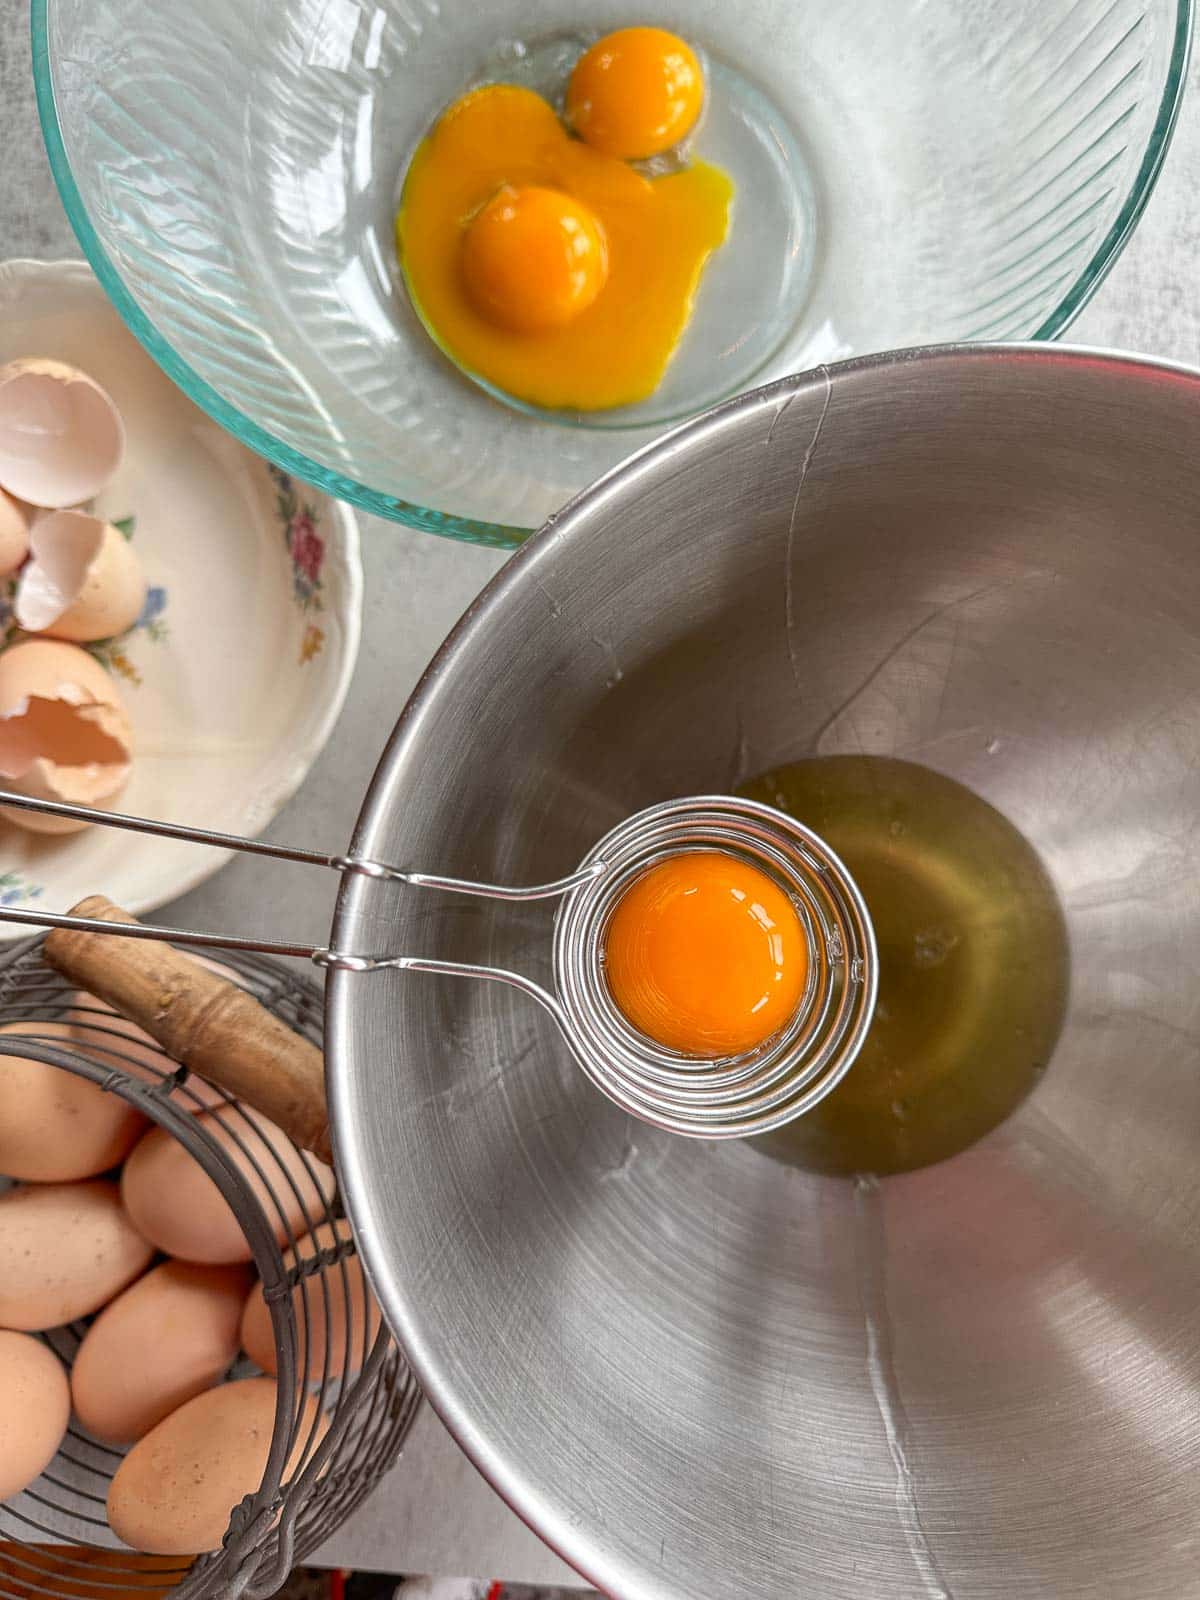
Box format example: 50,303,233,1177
33,0,1192,546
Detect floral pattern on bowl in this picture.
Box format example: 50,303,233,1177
269,463,328,665
0,872,43,908
0,512,169,688
0,257,362,936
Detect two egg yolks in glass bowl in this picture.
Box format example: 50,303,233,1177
395,26,734,413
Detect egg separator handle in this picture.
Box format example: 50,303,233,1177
0,784,600,1034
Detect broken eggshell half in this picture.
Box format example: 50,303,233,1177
16,511,147,643
0,488,29,577
0,358,125,509
0,639,132,833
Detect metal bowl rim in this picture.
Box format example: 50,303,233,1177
327,339,1200,1596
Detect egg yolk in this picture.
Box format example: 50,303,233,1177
461,185,609,333
567,27,705,160
396,84,732,412
603,852,809,1058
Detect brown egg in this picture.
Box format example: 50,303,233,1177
0,1180,154,1332
72,1260,252,1445
121,1111,336,1265
0,1330,70,1498
0,1022,147,1182
106,1377,328,1555
241,1219,382,1383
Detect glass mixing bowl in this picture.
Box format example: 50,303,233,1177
33,0,1192,546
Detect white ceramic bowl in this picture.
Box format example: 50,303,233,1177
0,259,361,935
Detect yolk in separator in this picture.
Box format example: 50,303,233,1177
603,851,809,1058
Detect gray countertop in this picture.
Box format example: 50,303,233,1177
3,5,1200,1588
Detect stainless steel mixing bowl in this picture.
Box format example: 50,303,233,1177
330,344,1200,1599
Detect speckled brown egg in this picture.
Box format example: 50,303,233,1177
0,1179,153,1331
106,1377,327,1554
72,1260,253,1445
121,1111,335,1265
0,1330,70,1498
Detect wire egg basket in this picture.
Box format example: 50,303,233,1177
0,937,421,1600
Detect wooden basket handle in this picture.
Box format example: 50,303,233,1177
44,896,333,1165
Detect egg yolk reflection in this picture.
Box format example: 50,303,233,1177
568,27,705,160
603,852,809,1058
396,85,732,411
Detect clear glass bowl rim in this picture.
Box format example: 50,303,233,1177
31,0,1194,549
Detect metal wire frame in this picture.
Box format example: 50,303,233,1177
0,940,421,1600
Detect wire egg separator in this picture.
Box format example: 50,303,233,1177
0,789,877,1137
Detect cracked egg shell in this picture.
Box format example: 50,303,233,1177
16,510,147,642
0,640,133,833
0,359,125,509
0,488,29,577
